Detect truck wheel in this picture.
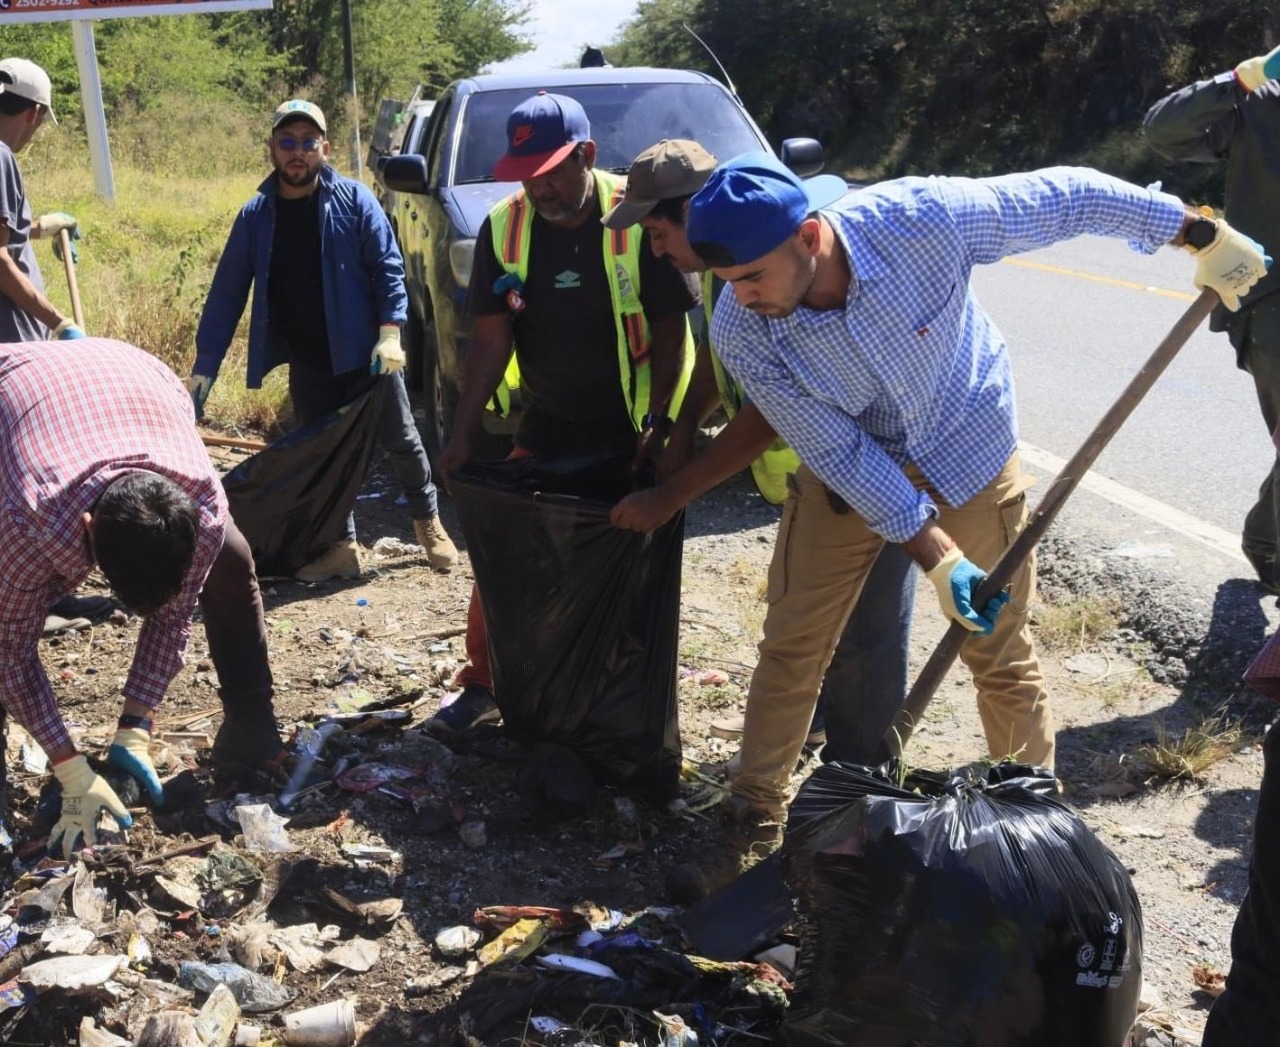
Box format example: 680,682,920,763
421,331,457,469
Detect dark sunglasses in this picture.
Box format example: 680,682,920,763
276,134,324,153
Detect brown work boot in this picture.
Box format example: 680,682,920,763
295,539,362,582
665,796,783,906
414,515,458,570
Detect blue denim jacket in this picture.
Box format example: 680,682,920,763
195,164,407,387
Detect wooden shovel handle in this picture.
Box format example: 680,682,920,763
58,229,84,329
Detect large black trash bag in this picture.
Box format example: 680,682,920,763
783,761,1143,1047
222,383,385,577
450,453,683,802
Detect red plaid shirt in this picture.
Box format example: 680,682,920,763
0,339,227,758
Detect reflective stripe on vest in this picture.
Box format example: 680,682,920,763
486,169,693,428
702,269,799,505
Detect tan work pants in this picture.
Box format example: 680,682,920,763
733,452,1054,818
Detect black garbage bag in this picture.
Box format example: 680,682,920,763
783,761,1142,1047
222,384,385,577
450,453,683,801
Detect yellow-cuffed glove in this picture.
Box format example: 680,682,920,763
1235,45,1280,92
49,754,133,859
369,325,405,375
1185,219,1272,311
925,546,1010,636
36,212,77,238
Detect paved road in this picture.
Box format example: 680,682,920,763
968,233,1280,616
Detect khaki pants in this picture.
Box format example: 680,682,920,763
733,452,1054,818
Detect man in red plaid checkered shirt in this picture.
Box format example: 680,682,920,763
0,338,282,856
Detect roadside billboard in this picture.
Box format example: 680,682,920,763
0,0,270,25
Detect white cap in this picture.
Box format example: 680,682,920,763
0,58,56,125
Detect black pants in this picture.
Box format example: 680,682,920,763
201,517,275,715
1202,718,1280,1044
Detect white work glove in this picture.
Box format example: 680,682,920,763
926,546,1010,636
36,212,77,237
1185,219,1272,312
369,325,405,375
49,754,133,859
187,374,215,419
1235,44,1280,92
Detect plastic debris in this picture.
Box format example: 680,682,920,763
324,936,380,972
435,925,481,958
535,953,620,979
235,804,296,853
655,1011,699,1045
77,1016,131,1046
473,905,590,934
282,997,356,1045
41,920,97,955
476,918,548,968
178,960,297,1013
753,943,797,979
193,983,242,1047
278,721,344,809
20,952,126,991
681,667,729,686
336,762,420,793
371,536,424,557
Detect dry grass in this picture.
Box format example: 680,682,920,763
1134,714,1246,784
18,106,294,435
1032,593,1119,652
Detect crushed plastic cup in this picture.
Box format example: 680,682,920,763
282,998,357,1045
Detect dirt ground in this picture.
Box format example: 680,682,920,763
0,441,1266,1045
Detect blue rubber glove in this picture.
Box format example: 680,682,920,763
1236,45,1280,92
926,546,1010,635
107,725,164,807
53,319,86,339
49,754,133,859
187,374,214,419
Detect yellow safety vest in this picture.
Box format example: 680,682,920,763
486,169,694,429
702,270,799,505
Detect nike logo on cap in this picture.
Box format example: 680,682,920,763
512,125,536,148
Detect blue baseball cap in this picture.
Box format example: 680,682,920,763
686,151,848,267
494,91,591,182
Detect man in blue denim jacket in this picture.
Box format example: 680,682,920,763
192,99,456,580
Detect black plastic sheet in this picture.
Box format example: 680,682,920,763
783,761,1143,1047
222,384,384,577
450,453,683,801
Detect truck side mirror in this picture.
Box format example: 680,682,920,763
383,155,430,194
780,138,825,179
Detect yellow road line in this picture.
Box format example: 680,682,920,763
1002,256,1198,302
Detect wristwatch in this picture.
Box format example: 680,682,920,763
641,412,673,437
1184,216,1218,252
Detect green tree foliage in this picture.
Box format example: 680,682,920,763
3,0,530,145
608,0,1280,202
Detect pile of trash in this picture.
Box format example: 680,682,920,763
430,903,793,1045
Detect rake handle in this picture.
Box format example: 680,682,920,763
58,229,84,330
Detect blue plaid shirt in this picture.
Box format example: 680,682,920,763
711,166,1186,542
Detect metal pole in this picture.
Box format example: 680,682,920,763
339,0,362,176
71,20,115,202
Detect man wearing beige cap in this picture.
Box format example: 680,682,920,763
193,99,457,581
604,141,916,901
0,56,83,343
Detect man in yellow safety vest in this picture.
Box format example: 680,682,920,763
430,92,698,733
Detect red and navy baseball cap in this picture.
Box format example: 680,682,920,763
493,91,591,182
686,151,848,267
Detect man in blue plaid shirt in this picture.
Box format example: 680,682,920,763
682,154,1268,873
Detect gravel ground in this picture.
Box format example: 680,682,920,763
0,445,1269,1045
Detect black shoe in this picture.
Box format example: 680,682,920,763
48,594,120,624
1243,546,1280,596
211,705,286,772
427,684,500,734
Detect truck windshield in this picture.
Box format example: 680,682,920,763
453,82,767,184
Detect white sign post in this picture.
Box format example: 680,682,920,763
1,0,274,202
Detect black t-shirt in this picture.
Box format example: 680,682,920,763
269,191,331,372
469,197,699,456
